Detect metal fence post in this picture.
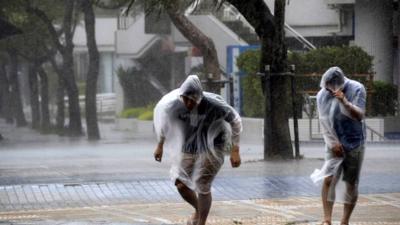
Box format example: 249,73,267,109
289,65,300,159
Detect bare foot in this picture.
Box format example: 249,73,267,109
187,212,199,225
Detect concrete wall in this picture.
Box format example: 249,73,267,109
242,117,386,144
264,0,353,37
384,117,400,133
354,0,394,82
115,117,387,144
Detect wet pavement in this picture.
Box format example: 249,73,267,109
1,174,400,212
0,120,400,224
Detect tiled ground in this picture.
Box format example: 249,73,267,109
0,193,399,225
1,174,400,212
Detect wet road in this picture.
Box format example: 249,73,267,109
1,121,400,224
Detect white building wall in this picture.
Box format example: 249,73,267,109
355,0,393,82
115,14,159,58
73,18,117,52
264,0,353,37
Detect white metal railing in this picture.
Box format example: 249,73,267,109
304,95,386,142
205,2,316,50
284,23,316,50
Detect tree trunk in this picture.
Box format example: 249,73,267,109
28,0,82,136
56,76,66,133
37,66,51,132
269,0,292,159
165,0,220,93
49,57,66,133
7,49,27,127
0,63,13,123
81,0,100,140
228,0,293,159
63,0,82,136
28,64,41,129
62,52,82,136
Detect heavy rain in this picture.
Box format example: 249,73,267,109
0,0,399,224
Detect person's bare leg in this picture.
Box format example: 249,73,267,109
175,180,199,221
197,192,212,225
322,176,334,224
341,184,357,225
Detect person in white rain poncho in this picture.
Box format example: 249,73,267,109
153,75,242,225
311,67,366,225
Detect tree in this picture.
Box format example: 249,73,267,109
6,47,27,127
80,0,100,140
5,0,60,133
28,63,41,129
0,60,14,123
49,56,66,133
37,66,51,131
27,0,83,136
162,0,221,92
227,0,293,159
120,0,221,93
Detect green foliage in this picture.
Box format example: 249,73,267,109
292,46,373,74
137,110,153,120
78,82,86,95
370,81,398,116
237,46,375,118
120,107,147,118
236,50,264,117
119,103,155,120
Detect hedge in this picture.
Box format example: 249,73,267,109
236,46,397,117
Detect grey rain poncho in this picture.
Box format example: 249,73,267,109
310,67,366,204
154,75,242,193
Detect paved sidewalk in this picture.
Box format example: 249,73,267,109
1,120,400,224
1,193,400,225
1,174,400,212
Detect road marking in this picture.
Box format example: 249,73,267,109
87,205,175,224
0,214,38,220
363,194,400,208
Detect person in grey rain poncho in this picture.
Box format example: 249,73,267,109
153,75,242,225
311,67,366,225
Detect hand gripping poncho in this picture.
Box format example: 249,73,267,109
154,75,242,193
310,67,366,204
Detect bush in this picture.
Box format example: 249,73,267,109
236,50,264,118
137,110,153,120
77,82,86,95
120,107,147,118
236,46,375,117
370,81,398,116
119,103,156,120
293,46,373,74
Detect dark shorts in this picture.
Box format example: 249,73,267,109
326,145,364,185
176,152,224,194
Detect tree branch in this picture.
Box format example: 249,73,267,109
63,0,75,49
95,0,131,10
25,6,65,52
226,0,275,38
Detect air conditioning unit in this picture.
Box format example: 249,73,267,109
325,0,355,5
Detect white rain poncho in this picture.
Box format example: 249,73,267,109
154,75,242,193
310,67,366,204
